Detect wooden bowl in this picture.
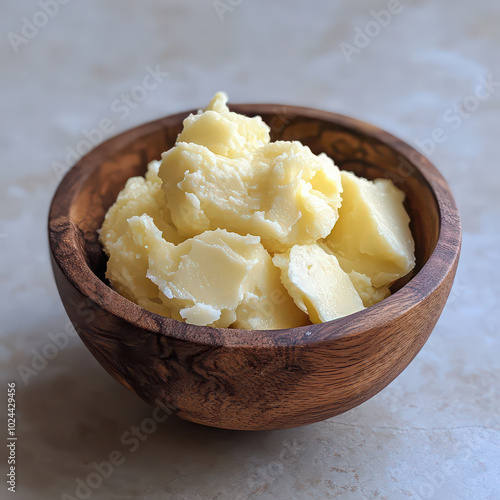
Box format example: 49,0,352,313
48,104,461,431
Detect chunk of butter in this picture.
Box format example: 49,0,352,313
100,160,182,315
273,244,365,323
324,171,415,288
159,92,342,253
127,215,308,328
176,92,270,159
347,270,390,308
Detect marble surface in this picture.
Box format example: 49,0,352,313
1,1,499,498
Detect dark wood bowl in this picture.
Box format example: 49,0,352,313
48,104,461,431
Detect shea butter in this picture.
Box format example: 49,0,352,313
324,171,415,288
100,160,182,316
100,92,416,329
160,95,342,253
127,216,307,328
273,244,365,323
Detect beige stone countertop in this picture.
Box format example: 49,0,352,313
1,1,499,498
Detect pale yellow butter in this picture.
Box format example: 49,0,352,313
347,271,391,308
273,244,365,324
160,93,342,253
100,160,182,316
324,170,415,288
127,216,307,328
100,92,416,329
176,92,270,159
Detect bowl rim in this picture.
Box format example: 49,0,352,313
48,103,462,348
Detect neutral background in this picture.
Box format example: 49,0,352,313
1,1,499,499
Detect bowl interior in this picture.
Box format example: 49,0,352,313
68,106,440,299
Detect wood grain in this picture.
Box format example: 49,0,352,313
48,104,461,430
